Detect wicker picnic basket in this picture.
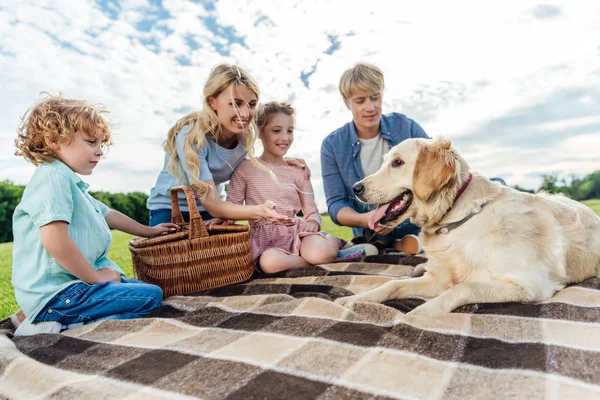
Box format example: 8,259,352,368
128,185,254,297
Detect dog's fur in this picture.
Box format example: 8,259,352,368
335,137,600,316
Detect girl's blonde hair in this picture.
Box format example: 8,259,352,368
339,62,385,100
164,64,261,200
15,93,111,166
255,101,295,132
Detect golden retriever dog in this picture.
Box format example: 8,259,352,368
335,137,600,316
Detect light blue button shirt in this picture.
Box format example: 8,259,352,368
12,160,123,321
146,124,247,212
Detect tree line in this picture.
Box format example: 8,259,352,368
0,181,149,244
1,169,599,243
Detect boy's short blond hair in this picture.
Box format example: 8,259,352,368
15,93,112,166
339,63,385,100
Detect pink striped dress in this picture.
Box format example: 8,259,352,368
226,158,323,263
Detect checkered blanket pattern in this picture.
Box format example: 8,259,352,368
1,254,599,399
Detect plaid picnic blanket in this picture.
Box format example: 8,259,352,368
1,254,599,399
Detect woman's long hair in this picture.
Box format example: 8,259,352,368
164,64,261,200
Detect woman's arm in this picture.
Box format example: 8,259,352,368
199,180,293,224
40,222,121,283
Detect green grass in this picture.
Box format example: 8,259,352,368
0,242,14,320
582,199,600,216
7,201,600,320
0,216,352,320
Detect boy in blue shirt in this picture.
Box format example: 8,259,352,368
321,63,507,255
321,63,427,254
12,94,178,336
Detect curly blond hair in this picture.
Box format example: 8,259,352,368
255,101,295,132
15,93,112,166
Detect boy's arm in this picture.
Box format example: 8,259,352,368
40,222,120,283
320,139,393,234
104,209,178,237
321,139,358,226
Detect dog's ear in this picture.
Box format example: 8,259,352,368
413,138,455,202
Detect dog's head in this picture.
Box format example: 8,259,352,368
353,137,461,228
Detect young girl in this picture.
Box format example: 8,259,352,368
226,102,377,274
12,94,178,336
147,64,292,227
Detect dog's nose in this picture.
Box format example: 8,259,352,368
353,183,365,196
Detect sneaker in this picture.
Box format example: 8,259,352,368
393,234,421,255
10,309,26,325
337,243,379,261
13,318,62,336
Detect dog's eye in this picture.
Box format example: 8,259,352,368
391,159,404,167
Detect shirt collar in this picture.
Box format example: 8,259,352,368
47,160,90,191
349,116,392,157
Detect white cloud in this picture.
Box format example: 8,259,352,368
1,0,600,213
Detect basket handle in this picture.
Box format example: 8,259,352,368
170,185,209,239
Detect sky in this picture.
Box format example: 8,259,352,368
1,0,599,211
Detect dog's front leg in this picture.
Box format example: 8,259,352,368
408,281,531,317
334,272,446,308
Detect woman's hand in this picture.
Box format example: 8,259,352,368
299,220,320,233
145,223,180,237
258,201,295,225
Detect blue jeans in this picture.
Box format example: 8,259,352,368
149,208,214,227
34,278,162,325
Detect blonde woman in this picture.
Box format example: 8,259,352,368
147,64,292,226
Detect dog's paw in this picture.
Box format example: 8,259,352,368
406,302,444,317
411,263,428,277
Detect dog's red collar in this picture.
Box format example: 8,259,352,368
433,172,477,235
453,173,472,205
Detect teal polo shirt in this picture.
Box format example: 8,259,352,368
12,160,124,321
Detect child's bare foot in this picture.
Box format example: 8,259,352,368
393,234,421,255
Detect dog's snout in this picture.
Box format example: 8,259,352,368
353,183,365,196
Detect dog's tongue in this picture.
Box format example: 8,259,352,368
368,202,392,230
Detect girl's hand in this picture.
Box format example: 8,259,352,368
300,220,320,233
259,201,295,226
146,223,180,237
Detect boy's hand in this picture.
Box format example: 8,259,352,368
96,268,121,283
364,210,393,235
300,220,320,233
146,223,180,237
